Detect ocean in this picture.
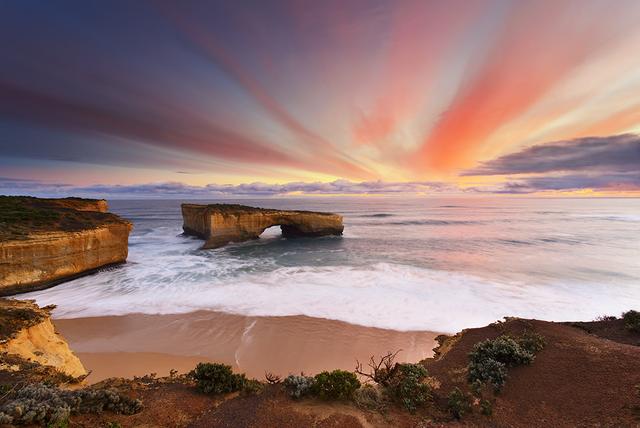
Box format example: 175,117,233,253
23,197,640,333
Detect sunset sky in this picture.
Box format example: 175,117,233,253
1,0,639,197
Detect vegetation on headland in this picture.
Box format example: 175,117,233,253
566,309,640,346
467,331,545,392
0,383,142,426
1,306,639,427
624,310,640,333
0,299,50,342
0,196,127,240
183,202,336,216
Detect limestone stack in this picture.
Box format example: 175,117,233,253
182,203,344,249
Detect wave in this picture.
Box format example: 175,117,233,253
22,262,640,334
386,219,479,226
359,213,394,218
572,214,640,222
498,239,534,246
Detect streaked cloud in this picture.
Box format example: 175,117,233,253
463,134,640,176
1,1,640,188
462,133,640,193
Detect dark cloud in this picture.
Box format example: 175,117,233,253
0,178,453,198
460,134,640,193
463,134,640,176
501,173,640,194
0,2,374,180
0,81,298,167
465,172,640,194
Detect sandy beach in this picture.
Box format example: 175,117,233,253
55,311,438,383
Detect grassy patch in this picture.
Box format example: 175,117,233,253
0,196,126,240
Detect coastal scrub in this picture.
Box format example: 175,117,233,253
190,363,247,395
467,333,545,391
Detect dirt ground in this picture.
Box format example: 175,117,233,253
62,317,640,428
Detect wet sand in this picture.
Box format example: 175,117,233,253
54,311,439,383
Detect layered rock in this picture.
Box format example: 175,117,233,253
0,196,132,296
182,203,344,249
0,299,86,378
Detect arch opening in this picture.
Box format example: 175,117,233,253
259,225,283,239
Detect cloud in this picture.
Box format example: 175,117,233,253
463,134,640,176
460,134,640,193
0,81,299,168
0,178,454,198
0,176,72,191
501,173,640,194
411,2,640,173
465,172,640,194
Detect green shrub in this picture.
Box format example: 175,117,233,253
470,379,483,397
353,385,382,410
518,331,546,354
447,387,471,420
190,363,247,394
480,399,493,416
283,375,315,399
468,358,508,391
312,370,361,401
0,383,141,426
595,315,617,322
241,379,264,396
386,363,431,413
468,336,535,391
623,310,640,333
47,418,69,428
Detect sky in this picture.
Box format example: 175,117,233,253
1,0,639,197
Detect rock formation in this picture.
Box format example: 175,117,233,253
0,298,86,378
182,204,344,249
0,196,132,296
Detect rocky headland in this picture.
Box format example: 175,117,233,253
0,298,86,379
1,297,639,427
182,203,344,249
0,196,132,296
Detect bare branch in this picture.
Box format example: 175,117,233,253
264,371,282,384
355,349,402,386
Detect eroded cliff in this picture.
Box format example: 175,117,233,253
0,299,86,378
0,196,132,295
182,204,344,249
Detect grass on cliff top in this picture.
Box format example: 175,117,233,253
0,299,50,342
0,196,125,241
183,203,337,216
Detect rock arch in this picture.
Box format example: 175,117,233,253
181,204,344,249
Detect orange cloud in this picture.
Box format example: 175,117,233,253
412,1,639,175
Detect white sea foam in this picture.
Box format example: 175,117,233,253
18,198,640,334
23,261,640,333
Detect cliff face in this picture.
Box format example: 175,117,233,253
182,204,344,249
0,299,86,378
0,196,132,296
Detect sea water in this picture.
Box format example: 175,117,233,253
22,197,640,333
